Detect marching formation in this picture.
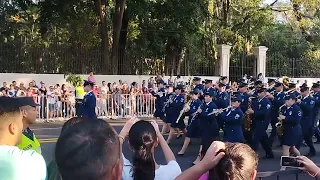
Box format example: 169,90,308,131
150,76,320,167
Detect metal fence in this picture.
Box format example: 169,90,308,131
33,94,156,121
229,52,256,82
266,57,320,78
257,169,318,180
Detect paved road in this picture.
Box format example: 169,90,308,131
32,120,318,180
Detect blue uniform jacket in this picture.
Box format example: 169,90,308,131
151,88,166,117
214,91,230,109
198,101,219,138
298,96,315,130
233,92,249,113
313,92,320,109
271,91,286,120
252,97,271,134
81,91,97,119
188,99,202,123
281,104,302,146
194,84,204,91
219,107,244,143
167,94,185,121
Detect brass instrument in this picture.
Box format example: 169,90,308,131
284,88,296,94
176,99,192,123
276,104,286,136
244,97,255,131
282,76,290,87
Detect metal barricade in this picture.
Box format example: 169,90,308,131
34,93,156,121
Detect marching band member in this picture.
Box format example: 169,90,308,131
246,88,274,159
162,84,174,134
267,82,286,147
214,83,230,132
288,83,300,97
217,95,244,143
312,83,320,143
166,85,185,144
219,76,230,90
267,78,276,92
296,86,316,157
201,79,216,101
278,94,302,163
177,89,202,155
193,77,204,92
192,90,218,165
151,80,166,121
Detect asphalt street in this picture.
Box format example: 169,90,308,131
32,119,318,180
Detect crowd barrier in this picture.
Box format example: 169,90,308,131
33,93,156,121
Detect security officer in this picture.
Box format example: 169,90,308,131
296,86,316,157
312,83,320,143
177,88,202,155
267,82,286,146
214,83,230,131
247,88,274,159
198,91,219,144
193,77,204,92
151,80,166,120
17,97,41,154
75,83,85,117
80,80,97,119
166,85,185,144
278,94,302,158
218,95,244,143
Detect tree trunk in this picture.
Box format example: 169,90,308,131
94,0,110,74
118,9,129,74
111,0,126,75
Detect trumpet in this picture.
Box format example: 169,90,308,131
207,106,233,116
176,100,192,123
276,104,286,136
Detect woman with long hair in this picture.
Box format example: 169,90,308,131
119,119,181,180
176,141,258,180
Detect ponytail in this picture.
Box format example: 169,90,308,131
132,143,155,180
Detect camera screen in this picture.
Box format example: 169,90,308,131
281,157,303,167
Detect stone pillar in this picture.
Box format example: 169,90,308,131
217,44,232,77
253,46,268,77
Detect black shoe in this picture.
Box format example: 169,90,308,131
176,134,182,139
177,152,184,156
262,154,274,159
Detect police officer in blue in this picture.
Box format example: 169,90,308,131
193,77,204,92
267,82,286,146
177,88,202,155
162,84,175,134
247,88,274,159
312,83,320,143
166,84,185,144
278,94,302,160
151,80,166,120
218,95,244,143
296,86,316,157
80,80,97,119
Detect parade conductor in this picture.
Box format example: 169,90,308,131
80,80,97,119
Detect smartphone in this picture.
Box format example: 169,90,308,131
280,156,303,168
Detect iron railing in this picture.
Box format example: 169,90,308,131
257,169,318,180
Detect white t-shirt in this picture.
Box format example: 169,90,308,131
122,154,181,180
0,145,47,180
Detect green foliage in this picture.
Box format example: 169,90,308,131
0,0,319,77
66,74,84,87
